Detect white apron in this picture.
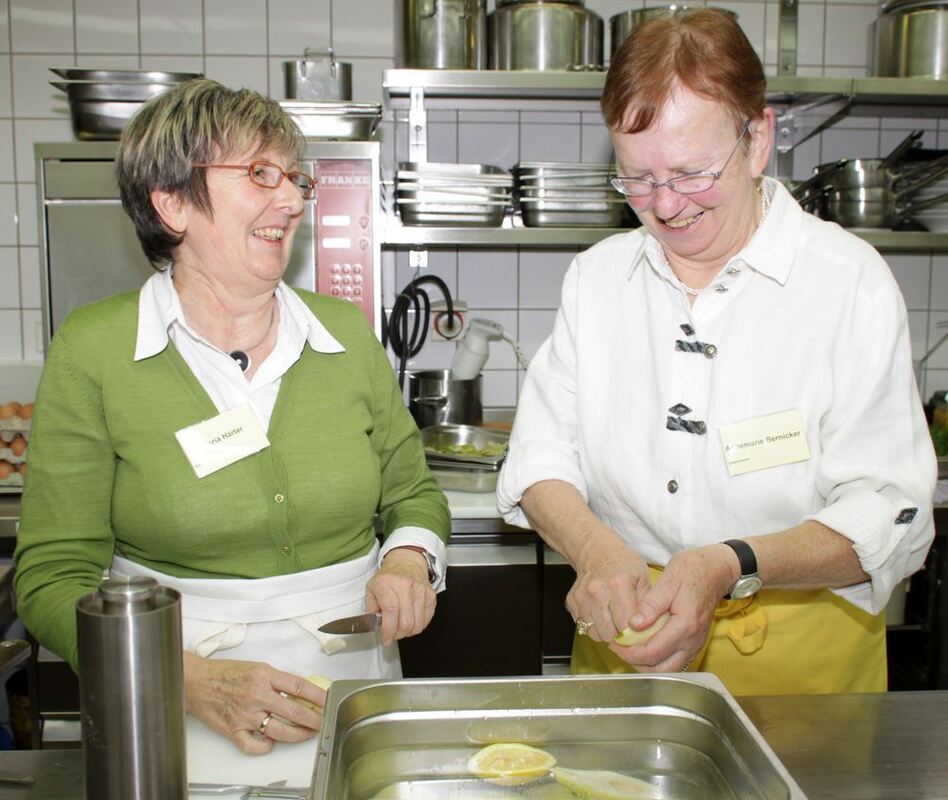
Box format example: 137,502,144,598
110,544,400,788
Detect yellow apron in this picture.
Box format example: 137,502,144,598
571,566,887,696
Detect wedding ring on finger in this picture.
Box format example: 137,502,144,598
258,712,274,733
575,619,593,636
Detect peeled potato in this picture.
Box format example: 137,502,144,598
295,674,332,711
614,613,670,647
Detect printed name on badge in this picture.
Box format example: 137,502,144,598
175,403,270,478
718,409,810,477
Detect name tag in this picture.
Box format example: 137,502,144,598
175,403,270,479
718,409,810,477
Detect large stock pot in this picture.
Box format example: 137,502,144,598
870,0,948,78
395,0,487,68
489,0,604,71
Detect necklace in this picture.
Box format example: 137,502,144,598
677,181,772,298
229,304,277,373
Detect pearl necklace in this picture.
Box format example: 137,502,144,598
678,181,771,297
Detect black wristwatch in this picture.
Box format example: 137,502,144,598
721,539,761,599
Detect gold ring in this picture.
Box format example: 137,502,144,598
575,619,592,636
258,712,274,733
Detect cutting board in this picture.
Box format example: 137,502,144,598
186,717,319,792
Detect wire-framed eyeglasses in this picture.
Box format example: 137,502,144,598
610,120,751,198
193,159,316,199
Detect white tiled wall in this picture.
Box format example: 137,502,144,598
3,0,948,407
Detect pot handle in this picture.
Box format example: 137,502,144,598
791,158,847,201
893,153,948,200
411,395,448,406
896,189,948,218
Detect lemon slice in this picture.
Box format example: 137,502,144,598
614,613,670,647
468,742,557,786
552,767,659,799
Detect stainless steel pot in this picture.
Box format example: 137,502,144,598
395,0,487,69
489,0,604,71
870,0,948,78
283,49,352,101
609,5,736,59
408,369,483,428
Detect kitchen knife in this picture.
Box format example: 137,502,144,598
317,611,381,634
188,781,308,798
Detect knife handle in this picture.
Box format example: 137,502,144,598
244,788,309,799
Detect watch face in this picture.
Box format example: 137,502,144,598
729,575,762,599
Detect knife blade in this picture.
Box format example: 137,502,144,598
317,611,381,634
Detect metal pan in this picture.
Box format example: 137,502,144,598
50,66,201,82
51,80,178,102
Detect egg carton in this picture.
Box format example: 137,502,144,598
0,429,30,444
0,447,26,465
0,460,24,489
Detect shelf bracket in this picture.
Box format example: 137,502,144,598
778,0,798,76
774,93,853,176
409,87,428,163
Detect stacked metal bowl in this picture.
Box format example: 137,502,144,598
51,67,202,140
515,161,626,227
396,162,513,227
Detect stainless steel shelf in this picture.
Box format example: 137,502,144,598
384,70,948,107
382,219,948,251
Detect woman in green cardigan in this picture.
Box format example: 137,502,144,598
13,79,450,759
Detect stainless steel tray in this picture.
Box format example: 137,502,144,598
51,66,201,82
398,204,508,227
311,673,808,799
520,198,626,227
52,80,179,102
280,101,382,140
399,162,512,180
422,424,508,466
68,99,143,140
428,464,500,492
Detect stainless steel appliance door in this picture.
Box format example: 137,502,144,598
44,202,153,338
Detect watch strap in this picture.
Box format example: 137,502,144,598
722,539,758,578
389,545,437,584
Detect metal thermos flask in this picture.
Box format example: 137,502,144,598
76,576,187,799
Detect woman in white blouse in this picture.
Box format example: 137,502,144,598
497,9,936,695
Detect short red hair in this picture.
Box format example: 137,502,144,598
602,9,765,136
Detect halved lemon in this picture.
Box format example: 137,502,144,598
614,612,670,647
552,767,659,799
468,742,557,786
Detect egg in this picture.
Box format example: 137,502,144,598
0,461,13,480
18,403,33,420
0,402,20,420
9,436,26,457
16,462,26,477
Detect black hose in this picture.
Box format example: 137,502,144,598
382,275,456,389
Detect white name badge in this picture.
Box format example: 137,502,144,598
718,409,810,477
175,403,270,479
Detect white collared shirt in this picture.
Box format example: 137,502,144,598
497,177,936,613
134,270,447,588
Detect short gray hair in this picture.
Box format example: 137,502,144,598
115,78,306,268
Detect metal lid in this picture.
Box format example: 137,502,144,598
881,0,948,13
497,0,584,7
99,576,159,609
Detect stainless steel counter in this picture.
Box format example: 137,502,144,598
0,690,945,798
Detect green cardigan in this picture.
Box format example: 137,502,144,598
13,288,450,669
